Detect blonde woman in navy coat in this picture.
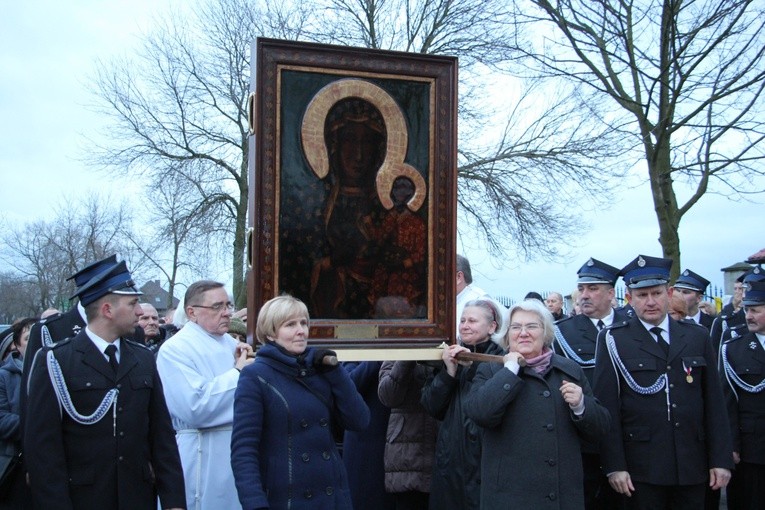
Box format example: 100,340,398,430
231,295,370,510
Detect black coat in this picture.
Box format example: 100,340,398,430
421,340,505,510
593,316,734,486
24,332,185,510
720,331,765,465
698,311,714,331
464,354,610,510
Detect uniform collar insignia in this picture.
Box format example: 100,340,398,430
750,341,758,350
72,325,82,335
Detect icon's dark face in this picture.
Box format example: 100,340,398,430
391,176,415,206
337,122,381,184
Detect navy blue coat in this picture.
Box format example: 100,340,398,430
0,355,22,442
342,361,394,510
231,343,370,510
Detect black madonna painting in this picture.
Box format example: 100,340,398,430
249,39,457,345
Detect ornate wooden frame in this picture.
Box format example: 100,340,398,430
247,38,457,349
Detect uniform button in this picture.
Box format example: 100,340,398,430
638,363,643,367
326,487,334,495
302,453,310,462
322,451,330,460
548,492,557,500
669,383,674,388
547,459,556,466
299,369,307,377
503,383,511,390
543,391,551,397
300,419,308,428
675,422,681,428
576,348,582,352
671,403,677,408
319,418,328,427
85,382,92,387
546,424,554,431
119,431,125,437
666,365,671,370
118,456,124,462
304,490,313,499
116,383,122,389
692,360,698,365
118,407,123,412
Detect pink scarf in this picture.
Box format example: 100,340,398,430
524,347,554,374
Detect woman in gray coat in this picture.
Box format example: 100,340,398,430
464,299,610,510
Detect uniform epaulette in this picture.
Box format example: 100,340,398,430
38,312,64,325
722,323,749,342
554,315,574,325
124,339,151,351
679,318,707,329
606,320,629,330
49,338,73,349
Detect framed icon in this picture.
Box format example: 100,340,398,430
248,38,457,348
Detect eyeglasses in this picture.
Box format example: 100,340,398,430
191,303,235,313
509,323,542,333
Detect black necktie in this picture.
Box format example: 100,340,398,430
596,320,605,331
105,344,119,373
650,327,669,356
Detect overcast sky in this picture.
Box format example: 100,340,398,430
2,0,763,304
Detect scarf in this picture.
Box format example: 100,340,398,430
524,347,553,374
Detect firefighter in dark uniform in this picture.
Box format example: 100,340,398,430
24,259,185,509
719,280,765,509
672,269,714,330
712,267,764,360
593,255,733,510
554,257,629,509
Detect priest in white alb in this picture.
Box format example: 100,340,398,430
157,280,253,510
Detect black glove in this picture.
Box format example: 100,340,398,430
313,348,339,373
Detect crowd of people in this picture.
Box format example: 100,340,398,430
0,250,763,510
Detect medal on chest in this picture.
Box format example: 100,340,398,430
683,361,693,384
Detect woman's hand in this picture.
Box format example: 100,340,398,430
442,344,470,377
559,380,584,408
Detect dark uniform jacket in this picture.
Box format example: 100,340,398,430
554,309,631,388
698,311,714,331
24,331,185,510
554,309,629,456
593,316,733,486
22,308,86,393
711,308,747,360
720,331,765,465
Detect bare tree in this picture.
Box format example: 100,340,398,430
513,0,765,279
123,168,225,307
0,195,136,313
90,0,629,304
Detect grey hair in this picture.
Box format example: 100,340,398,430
456,254,473,284
503,299,556,349
460,298,509,344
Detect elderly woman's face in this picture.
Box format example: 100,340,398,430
274,314,309,355
508,310,546,359
459,305,496,346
